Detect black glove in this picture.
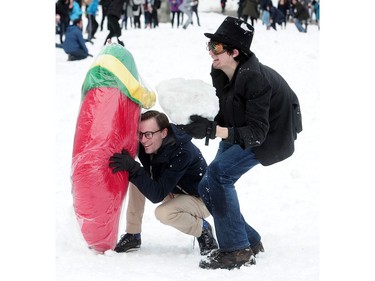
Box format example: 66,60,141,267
109,149,140,177
177,115,217,139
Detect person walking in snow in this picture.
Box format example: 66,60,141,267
99,0,111,31
260,0,272,28
177,16,302,270
179,0,193,29
109,110,218,256
169,0,183,28
311,0,319,30
85,0,99,42
104,0,126,46
121,0,134,30
240,0,259,27
191,0,200,26
143,0,152,28
132,0,144,28
266,2,287,30
220,0,227,14
277,0,290,26
56,0,73,44
291,0,309,32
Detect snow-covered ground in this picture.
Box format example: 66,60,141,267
2,1,375,281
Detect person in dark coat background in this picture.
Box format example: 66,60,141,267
266,3,287,30
56,0,73,44
291,0,309,32
104,0,126,46
63,17,92,61
240,0,259,26
109,110,218,256
311,0,319,30
277,0,290,25
178,16,302,270
99,0,112,31
220,0,227,14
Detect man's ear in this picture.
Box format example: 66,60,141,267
161,128,168,138
233,49,240,58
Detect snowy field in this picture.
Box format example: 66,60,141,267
2,1,375,281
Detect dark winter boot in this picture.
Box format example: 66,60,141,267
208,239,264,260
114,233,141,253
197,220,218,255
199,247,256,270
251,240,265,256
68,54,81,61
117,38,125,46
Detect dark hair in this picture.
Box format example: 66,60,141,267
141,110,170,131
224,45,250,63
73,17,82,25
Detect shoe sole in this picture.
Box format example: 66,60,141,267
199,260,250,270
114,245,141,253
124,247,140,253
199,255,256,270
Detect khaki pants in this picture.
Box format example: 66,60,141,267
126,183,211,237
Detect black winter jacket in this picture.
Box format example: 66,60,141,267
211,52,302,166
129,125,207,203
56,0,71,20
107,0,126,18
293,2,309,21
270,6,286,24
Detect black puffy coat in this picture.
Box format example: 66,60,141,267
211,52,302,166
129,125,207,203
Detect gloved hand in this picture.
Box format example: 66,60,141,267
109,149,140,177
177,115,217,139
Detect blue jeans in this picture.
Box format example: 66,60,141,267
294,18,307,32
262,10,270,27
198,141,261,252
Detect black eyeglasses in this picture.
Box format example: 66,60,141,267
138,129,162,140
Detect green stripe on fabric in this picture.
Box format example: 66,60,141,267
81,44,156,109
98,44,139,80
81,67,137,104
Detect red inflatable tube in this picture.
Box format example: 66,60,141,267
71,44,156,253
71,87,140,252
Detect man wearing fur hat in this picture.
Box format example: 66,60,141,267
177,16,302,270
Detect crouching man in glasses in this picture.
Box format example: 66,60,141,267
109,110,218,256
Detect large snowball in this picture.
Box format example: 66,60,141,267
156,78,219,124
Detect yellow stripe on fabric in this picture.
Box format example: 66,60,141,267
92,54,155,109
